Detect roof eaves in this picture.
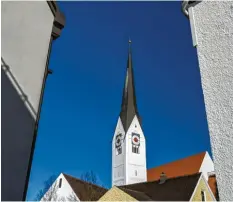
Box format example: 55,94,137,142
181,1,200,18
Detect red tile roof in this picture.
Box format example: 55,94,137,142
208,174,219,200
147,152,206,181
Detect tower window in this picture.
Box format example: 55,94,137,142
131,133,140,154
135,170,137,176
116,147,122,155
115,134,122,155
132,145,139,154
201,190,206,202
59,178,62,188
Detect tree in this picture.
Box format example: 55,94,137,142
66,191,78,201
80,170,97,185
36,171,106,201
80,170,106,201
35,175,58,201
68,170,106,201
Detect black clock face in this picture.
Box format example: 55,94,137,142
115,134,122,147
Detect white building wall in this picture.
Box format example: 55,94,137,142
2,1,54,115
1,1,54,200
187,1,233,200
41,174,80,201
199,152,215,180
125,116,147,185
112,115,147,186
112,118,126,186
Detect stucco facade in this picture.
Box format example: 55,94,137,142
183,1,233,201
1,1,65,200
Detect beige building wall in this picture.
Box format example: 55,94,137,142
191,178,215,201
99,186,137,201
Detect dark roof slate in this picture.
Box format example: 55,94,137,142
120,41,141,132
118,173,202,201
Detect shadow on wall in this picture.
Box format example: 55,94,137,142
1,58,36,201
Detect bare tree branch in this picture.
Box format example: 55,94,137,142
36,172,106,201
66,191,78,201
79,170,106,201
35,175,58,201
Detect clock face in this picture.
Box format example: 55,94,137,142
132,133,140,146
115,134,122,147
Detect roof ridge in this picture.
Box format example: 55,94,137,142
148,151,206,170
62,173,107,190
148,172,202,184
119,172,202,187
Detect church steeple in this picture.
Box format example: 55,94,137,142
120,40,141,132
112,40,147,187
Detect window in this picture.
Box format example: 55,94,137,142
59,178,62,188
135,170,137,176
132,145,139,154
115,134,122,155
116,147,122,155
132,133,140,154
201,190,206,202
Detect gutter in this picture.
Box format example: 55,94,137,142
182,1,190,17
22,2,65,200
181,1,199,18
181,1,201,47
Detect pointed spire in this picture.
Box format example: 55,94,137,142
120,40,141,132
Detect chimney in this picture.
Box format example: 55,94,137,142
159,172,167,184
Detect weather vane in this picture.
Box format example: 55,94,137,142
129,37,132,44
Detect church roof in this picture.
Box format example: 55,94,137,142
63,173,107,201
120,40,141,132
118,173,202,201
147,151,206,181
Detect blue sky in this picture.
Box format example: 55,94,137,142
27,1,212,200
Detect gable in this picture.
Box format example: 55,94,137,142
41,173,79,201
190,175,216,201
98,186,137,201
199,152,215,180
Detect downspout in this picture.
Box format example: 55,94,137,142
22,2,65,200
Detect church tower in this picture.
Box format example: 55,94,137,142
112,40,147,186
